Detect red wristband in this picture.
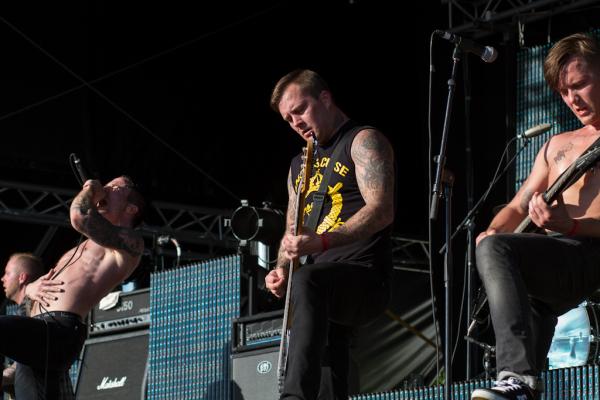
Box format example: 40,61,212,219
566,219,579,236
320,233,330,251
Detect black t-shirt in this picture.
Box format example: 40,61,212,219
290,120,392,273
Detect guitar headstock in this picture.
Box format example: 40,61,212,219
299,137,315,194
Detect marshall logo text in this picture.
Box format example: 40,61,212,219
96,376,127,390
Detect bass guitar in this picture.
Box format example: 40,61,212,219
277,138,315,394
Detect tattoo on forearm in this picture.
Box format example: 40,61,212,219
335,211,367,242
72,186,143,258
72,191,94,216
554,142,574,164
519,188,533,211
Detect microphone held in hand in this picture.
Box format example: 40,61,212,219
435,30,498,63
69,153,89,186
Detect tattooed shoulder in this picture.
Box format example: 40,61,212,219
352,130,394,192
84,216,143,258
118,229,144,258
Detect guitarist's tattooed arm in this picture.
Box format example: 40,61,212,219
275,169,296,270
326,128,395,248
477,141,551,245
265,170,295,299
479,128,600,244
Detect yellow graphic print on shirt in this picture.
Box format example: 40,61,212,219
295,156,350,235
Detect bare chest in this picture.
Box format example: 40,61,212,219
52,242,112,281
547,140,600,214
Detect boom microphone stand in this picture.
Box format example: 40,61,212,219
453,135,530,379
430,44,462,400
444,123,551,375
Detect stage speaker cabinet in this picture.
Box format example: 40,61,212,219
90,288,150,336
75,329,148,400
232,346,279,400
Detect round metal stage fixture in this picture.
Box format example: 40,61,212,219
229,202,284,245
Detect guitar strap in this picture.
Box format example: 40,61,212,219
304,125,372,233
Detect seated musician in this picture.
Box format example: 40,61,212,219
471,33,600,400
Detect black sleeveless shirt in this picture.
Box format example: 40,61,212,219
290,120,392,274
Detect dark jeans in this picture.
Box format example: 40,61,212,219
476,233,600,388
15,364,75,400
281,261,390,400
0,312,87,399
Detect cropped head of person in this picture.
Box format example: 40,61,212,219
1,253,44,304
544,33,600,127
270,69,347,144
97,175,146,228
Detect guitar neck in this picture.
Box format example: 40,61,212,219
515,144,600,233
277,139,314,393
277,257,297,391
278,184,304,358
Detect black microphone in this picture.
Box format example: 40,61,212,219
517,123,553,139
435,30,498,63
70,153,89,185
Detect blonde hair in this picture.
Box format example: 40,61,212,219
10,253,44,282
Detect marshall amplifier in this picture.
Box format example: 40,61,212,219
75,329,148,399
90,288,150,336
232,310,283,353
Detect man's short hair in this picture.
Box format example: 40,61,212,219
121,175,146,228
544,32,600,93
270,69,331,112
9,253,44,283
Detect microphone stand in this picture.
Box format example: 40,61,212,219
430,45,461,400
443,135,532,380
444,136,530,247
464,336,496,380
462,54,474,380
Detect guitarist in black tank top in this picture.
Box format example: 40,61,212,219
471,33,600,400
265,69,395,399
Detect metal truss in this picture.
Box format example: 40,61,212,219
445,0,600,37
0,180,433,266
391,236,430,273
0,180,238,253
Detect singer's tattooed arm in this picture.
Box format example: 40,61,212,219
70,186,143,258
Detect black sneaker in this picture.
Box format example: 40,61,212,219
471,377,539,400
